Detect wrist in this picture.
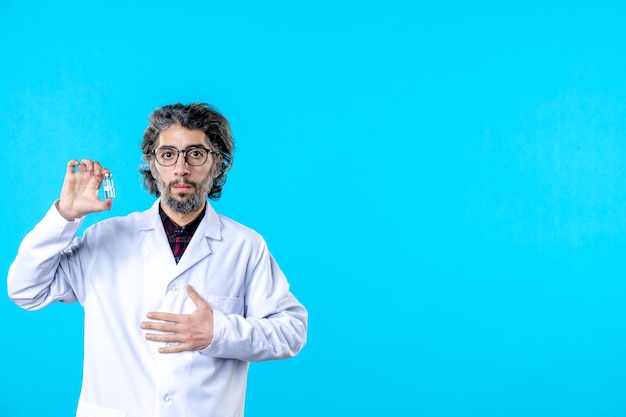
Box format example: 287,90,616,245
56,200,82,222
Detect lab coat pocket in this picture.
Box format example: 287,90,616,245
204,294,244,315
76,401,126,417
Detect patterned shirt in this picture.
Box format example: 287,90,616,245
159,204,206,263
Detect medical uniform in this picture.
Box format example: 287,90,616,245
8,200,308,417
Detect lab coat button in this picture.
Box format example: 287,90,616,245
164,395,172,404
171,285,179,293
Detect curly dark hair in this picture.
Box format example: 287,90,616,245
139,103,234,200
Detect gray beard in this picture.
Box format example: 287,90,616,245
164,192,204,214
156,176,213,214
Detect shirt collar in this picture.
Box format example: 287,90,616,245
139,199,222,241
159,204,206,238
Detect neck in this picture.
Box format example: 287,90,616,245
159,200,206,226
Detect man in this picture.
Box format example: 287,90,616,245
7,103,308,417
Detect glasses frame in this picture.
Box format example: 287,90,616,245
153,145,217,167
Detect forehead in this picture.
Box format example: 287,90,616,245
157,124,209,148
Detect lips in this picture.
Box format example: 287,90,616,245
170,181,194,192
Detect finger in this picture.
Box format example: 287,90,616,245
83,160,105,178
158,340,209,354
158,343,187,354
80,158,94,173
144,332,179,342
141,320,176,332
101,198,113,210
67,159,80,173
89,197,114,213
145,311,180,323
91,161,106,177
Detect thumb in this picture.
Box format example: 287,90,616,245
186,285,207,308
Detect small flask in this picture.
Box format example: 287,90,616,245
103,172,116,199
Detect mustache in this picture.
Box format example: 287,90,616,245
168,179,197,187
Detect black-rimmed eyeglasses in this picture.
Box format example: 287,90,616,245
153,146,216,167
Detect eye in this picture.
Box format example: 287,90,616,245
188,148,206,160
157,148,177,161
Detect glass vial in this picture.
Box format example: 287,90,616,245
103,172,116,199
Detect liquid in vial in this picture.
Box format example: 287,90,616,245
103,173,115,199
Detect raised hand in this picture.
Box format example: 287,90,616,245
57,158,113,221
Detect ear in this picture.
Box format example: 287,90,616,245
213,154,223,178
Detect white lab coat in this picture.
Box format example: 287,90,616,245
8,200,308,417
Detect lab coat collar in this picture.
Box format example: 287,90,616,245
138,199,222,241
200,201,222,241
139,199,223,278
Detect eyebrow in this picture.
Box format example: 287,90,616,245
158,144,209,150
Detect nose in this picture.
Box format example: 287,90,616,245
173,152,189,176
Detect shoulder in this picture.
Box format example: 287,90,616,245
216,213,266,246
84,208,153,238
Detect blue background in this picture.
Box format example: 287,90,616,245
2,1,626,416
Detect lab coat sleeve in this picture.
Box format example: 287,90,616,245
201,239,308,362
7,202,84,310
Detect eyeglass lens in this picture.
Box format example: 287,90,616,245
155,147,210,166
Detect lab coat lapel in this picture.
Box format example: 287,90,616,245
174,228,211,274
140,201,177,273
175,202,222,275
144,228,177,270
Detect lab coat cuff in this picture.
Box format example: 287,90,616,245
200,308,228,357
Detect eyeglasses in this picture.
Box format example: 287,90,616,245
153,146,216,167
